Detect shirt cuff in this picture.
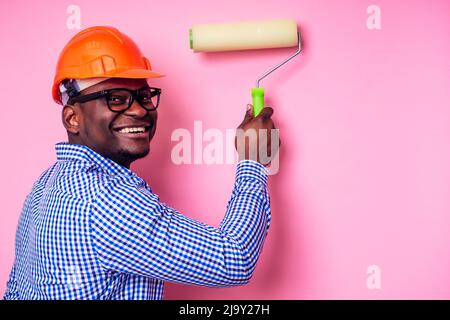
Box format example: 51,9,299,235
236,159,269,186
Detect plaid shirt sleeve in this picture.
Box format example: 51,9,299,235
89,160,271,287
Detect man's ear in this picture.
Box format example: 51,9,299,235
62,104,81,134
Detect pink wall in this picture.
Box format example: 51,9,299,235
1,0,449,299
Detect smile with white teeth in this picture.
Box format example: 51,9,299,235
117,127,147,133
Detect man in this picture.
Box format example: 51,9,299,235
4,26,279,300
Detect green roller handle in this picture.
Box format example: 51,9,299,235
251,87,265,117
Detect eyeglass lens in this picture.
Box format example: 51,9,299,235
106,88,160,112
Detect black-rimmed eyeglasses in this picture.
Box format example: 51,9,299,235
68,86,161,112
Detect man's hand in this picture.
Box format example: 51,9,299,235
235,104,281,166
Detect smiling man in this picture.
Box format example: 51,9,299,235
62,77,159,168
3,26,279,300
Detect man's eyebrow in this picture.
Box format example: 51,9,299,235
101,85,148,90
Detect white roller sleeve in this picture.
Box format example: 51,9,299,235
190,19,298,52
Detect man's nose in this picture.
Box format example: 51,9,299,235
124,99,148,117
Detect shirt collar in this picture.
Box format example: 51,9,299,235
55,142,136,177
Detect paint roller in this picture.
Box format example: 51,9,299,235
189,19,302,116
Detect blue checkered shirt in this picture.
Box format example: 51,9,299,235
4,142,271,300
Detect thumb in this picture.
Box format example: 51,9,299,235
258,106,274,120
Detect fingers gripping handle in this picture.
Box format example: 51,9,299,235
251,87,265,117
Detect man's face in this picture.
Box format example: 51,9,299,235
65,78,158,168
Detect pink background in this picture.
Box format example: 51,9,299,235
1,0,449,299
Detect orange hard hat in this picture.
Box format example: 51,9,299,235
52,26,163,104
